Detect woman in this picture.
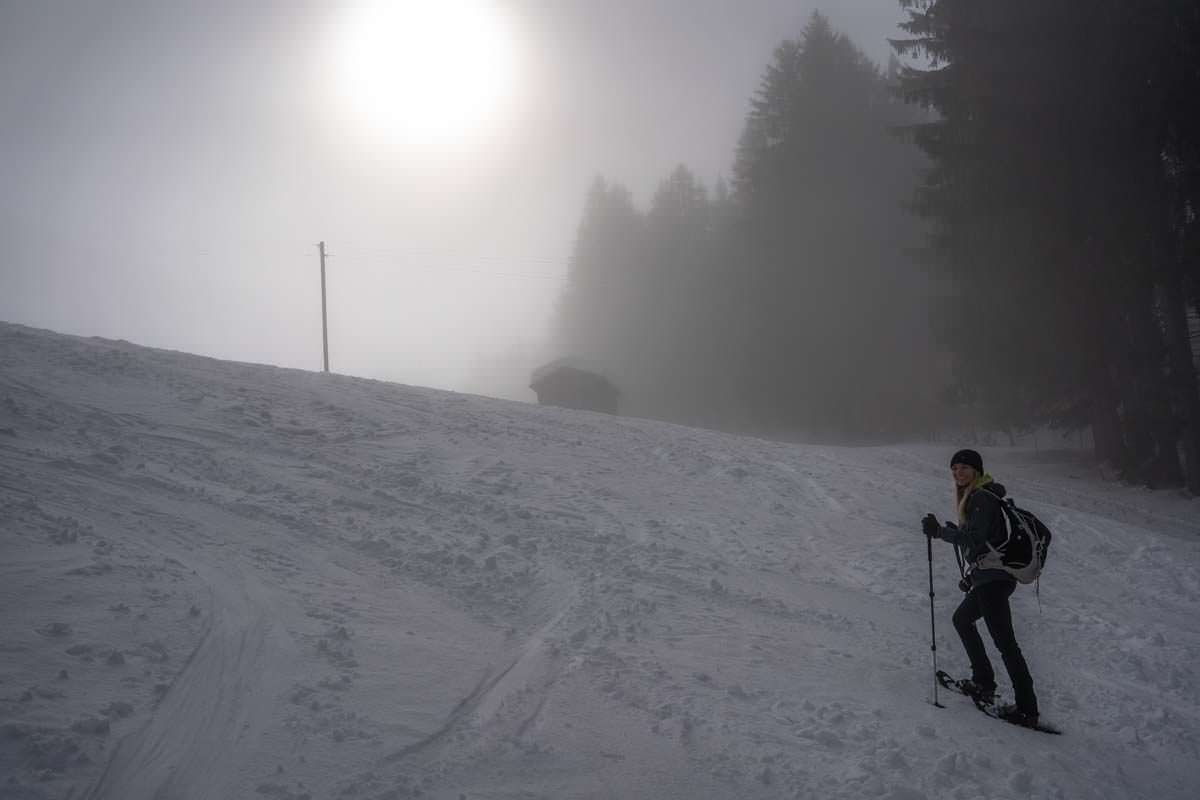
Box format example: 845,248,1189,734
922,448,1040,727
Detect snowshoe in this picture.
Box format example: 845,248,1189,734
936,671,1061,735
936,671,995,706
996,704,1040,729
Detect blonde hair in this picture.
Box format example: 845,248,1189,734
955,472,991,523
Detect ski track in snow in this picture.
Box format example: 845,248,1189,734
1,321,1199,799
84,529,299,799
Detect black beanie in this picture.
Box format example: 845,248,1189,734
950,449,983,473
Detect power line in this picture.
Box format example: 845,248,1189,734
326,255,626,289
330,258,571,282
331,242,568,268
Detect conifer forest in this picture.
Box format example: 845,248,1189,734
551,3,1200,494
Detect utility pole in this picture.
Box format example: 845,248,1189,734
318,241,330,373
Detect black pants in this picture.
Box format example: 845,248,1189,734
952,580,1038,715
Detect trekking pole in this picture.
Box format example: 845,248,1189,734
927,533,944,708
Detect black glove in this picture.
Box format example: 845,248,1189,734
921,513,941,538
958,577,972,593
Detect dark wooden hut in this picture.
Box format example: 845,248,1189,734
530,360,619,415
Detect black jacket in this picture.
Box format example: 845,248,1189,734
937,481,1015,588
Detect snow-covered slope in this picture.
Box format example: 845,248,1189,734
1,322,1198,800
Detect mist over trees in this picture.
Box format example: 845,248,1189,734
551,4,1200,493
553,13,937,438
893,0,1200,492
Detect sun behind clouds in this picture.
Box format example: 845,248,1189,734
328,0,522,152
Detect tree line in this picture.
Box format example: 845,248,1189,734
554,13,938,439
551,6,1200,493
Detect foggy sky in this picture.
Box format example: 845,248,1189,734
0,1,906,401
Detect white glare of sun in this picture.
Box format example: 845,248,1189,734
332,0,520,148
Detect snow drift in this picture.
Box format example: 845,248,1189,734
1,321,1198,799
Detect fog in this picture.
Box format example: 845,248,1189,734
0,0,906,406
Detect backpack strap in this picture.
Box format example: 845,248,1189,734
973,487,1013,542
962,487,1017,573
975,486,1008,507
953,540,967,579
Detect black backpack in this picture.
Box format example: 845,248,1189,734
975,489,1052,584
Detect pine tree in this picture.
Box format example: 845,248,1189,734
894,0,1200,490
732,11,934,435
628,165,714,422
553,177,644,377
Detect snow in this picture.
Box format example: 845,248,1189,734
1,320,1198,800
